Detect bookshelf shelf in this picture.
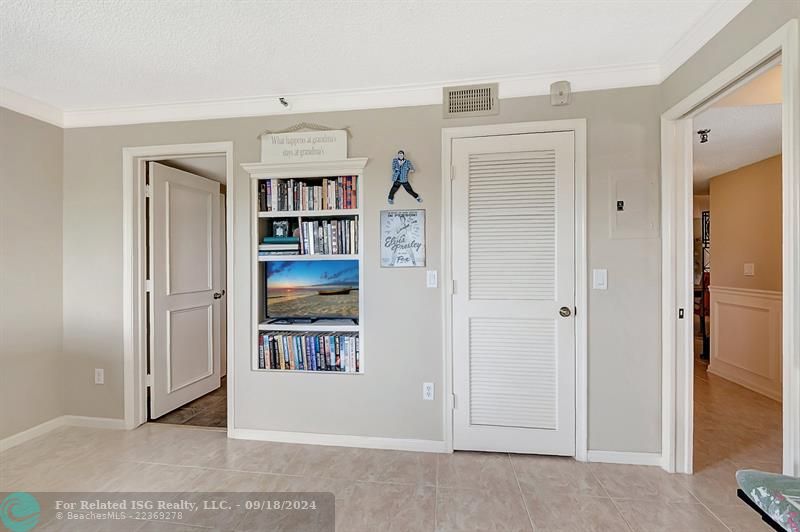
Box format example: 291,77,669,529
258,322,359,333
258,209,360,218
258,254,358,262
243,157,368,374
252,368,364,374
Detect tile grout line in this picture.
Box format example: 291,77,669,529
587,464,636,532
685,487,735,532
509,453,536,532
84,455,441,489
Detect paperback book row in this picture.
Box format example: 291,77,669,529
300,218,358,255
258,176,358,212
258,332,360,372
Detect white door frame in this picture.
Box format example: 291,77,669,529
122,142,235,432
660,19,799,475
441,119,588,460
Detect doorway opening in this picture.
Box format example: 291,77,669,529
660,19,799,476
690,64,783,474
122,142,234,432
147,157,229,428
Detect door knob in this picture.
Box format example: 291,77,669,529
213,292,223,300
559,306,572,317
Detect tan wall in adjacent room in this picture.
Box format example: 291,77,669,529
707,155,783,400
709,155,782,291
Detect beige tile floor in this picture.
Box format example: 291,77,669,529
0,366,780,531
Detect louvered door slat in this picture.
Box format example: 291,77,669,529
470,317,556,429
468,148,555,301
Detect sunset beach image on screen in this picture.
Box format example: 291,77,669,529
266,260,359,319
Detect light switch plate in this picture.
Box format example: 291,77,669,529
592,269,608,290
744,263,755,277
94,368,104,385
426,270,438,288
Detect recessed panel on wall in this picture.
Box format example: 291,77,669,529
609,175,658,239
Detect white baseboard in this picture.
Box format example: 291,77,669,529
62,415,127,430
0,415,126,452
0,417,66,452
229,428,449,453
587,450,664,467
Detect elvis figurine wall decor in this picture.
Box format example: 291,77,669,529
388,150,422,205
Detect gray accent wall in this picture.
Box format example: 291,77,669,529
0,108,64,439
62,87,663,452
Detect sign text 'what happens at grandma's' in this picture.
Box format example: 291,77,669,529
261,130,348,163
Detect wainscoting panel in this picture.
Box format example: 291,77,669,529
709,286,782,401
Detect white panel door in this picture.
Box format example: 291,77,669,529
149,162,221,419
452,131,575,455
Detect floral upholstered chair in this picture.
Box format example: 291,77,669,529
737,469,800,531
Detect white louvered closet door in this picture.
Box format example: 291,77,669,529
451,131,575,455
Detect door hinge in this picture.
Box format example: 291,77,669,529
144,184,152,198
450,165,455,180
451,279,457,294
145,279,153,293
146,374,153,387
451,393,457,410
678,308,685,319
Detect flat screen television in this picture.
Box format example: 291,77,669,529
266,260,359,320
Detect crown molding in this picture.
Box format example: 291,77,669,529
57,63,661,128
659,0,751,81
0,87,64,127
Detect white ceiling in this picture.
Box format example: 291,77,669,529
0,0,749,127
693,104,782,192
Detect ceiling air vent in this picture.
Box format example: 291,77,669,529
443,83,499,118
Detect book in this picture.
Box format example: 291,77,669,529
262,236,300,244
297,219,358,255
257,176,358,212
259,331,360,372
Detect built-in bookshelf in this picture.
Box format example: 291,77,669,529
241,158,368,374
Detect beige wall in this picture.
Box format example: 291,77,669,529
63,86,663,453
709,155,782,291
0,108,64,439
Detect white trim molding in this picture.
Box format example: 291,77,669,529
0,86,64,127
661,19,799,476
587,451,664,467
229,429,448,454
658,0,752,80
122,142,235,433
0,416,125,452
709,286,782,402
60,66,658,128
440,119,588,461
